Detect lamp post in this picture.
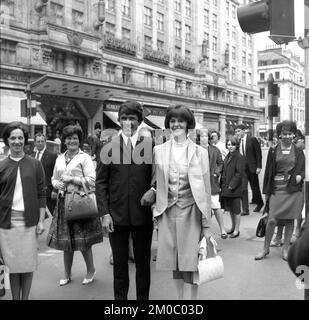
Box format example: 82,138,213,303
94,0,105,31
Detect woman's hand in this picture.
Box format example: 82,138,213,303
55,181,66,190
202,227,212,240
295,175,302,184
61,174,73,183
36,221,45,235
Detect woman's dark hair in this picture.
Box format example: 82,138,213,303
164,105,196,130
209,129,220,140
276,120,297,137
2,121,29,146
61,125,83,147
118,100,143,124
225,135,240,150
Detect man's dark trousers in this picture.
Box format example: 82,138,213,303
110,223,153,300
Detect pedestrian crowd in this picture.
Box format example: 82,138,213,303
0,101,307,300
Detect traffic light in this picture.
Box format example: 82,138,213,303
237,0,295,45
20,99,37,117
267,75,279,118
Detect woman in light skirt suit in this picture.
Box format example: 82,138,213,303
152,105,212,300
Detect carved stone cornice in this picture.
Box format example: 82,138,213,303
104,35,136,56
67,31,83,47
42,47,53,64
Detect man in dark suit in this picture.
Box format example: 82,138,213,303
235,124,264,215
32,133,57,216
96,101,155,300
288,219,309,300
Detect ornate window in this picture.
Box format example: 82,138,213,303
121,0,131,17
175,20,181,38
157,12,164,31
0,39,17,64
50,2,64,25
185,0,191,17
145,72,153,89
122,67,131,84
72,9,84,31
175,0,181,13
122,28,131,41
106,63,116,82
106,0,115,12
144,7,152,26
185,25,191,42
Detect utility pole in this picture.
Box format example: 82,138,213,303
26,84,31,128
297,0,309,301
267,74,279,147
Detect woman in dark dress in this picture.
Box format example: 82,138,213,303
220,136,245,238
255,121,305,261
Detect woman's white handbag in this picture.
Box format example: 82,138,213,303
193,236,224,285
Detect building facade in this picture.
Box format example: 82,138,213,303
257,46,305,136
0,0,263,140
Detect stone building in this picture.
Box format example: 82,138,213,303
257,46,305,137
0,0,263,140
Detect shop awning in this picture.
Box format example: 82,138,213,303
0,89,47,126
30,74,123,101
103,111,121,127
145,115,165,129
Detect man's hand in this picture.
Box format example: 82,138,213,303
256,168,261,175
36,221,45,235
140,189,156,206
102,214,114,233
296,175,302,184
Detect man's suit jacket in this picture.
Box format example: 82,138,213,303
208,144,223,195
220,151,245,198
152,139,211,224
95,135,153,226
288,219,309,278
31,149,57,197
244,135,262,173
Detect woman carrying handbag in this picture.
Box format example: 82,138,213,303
255,121,305,261
47,125,103,286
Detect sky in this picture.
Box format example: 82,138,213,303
254,0,305,61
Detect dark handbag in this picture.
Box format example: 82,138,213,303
256,198,269,238
0,256,6,297
64,164,98,221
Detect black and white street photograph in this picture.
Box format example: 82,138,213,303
0,0,308,307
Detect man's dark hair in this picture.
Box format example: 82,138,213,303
234,124,246,131
34,132,46,141
118,101,143,124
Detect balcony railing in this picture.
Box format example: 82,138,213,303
104,35,136,56
174,55,195,72
143,48,169,65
